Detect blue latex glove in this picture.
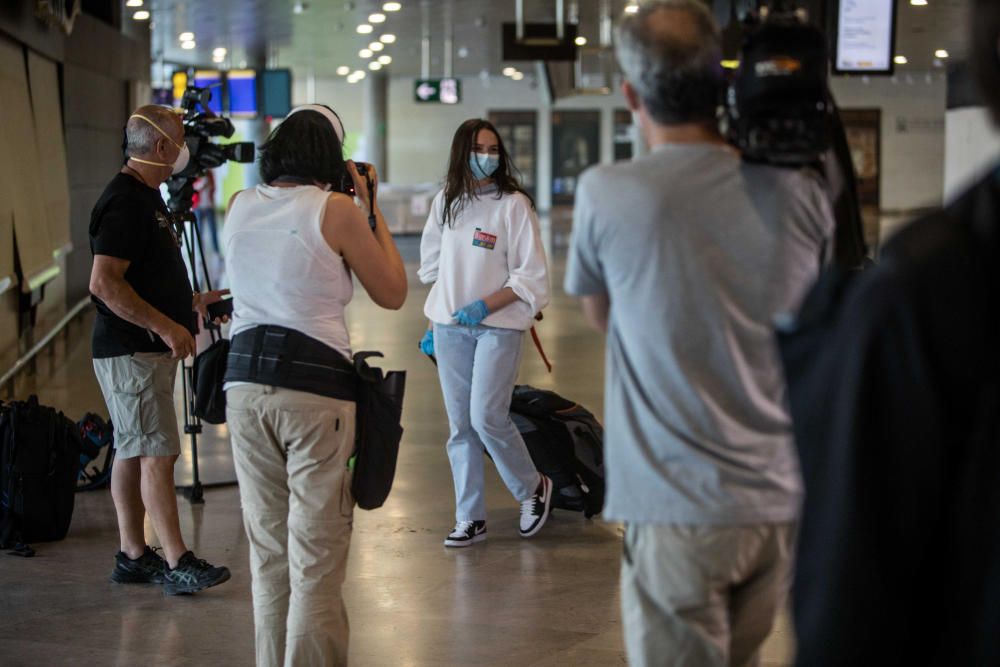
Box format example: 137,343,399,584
419,329,434,356
453,300,489,326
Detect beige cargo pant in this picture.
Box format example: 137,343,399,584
227,384,357,667
621,522,796,667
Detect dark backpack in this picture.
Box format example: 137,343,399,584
0,396,83,555
77,413,115,492
510,385,605,518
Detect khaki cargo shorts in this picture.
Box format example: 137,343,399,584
93,352,182,459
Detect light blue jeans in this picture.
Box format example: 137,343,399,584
434,323,541,522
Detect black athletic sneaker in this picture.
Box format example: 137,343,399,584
444,520,487,548
519,475,553,538
110,546,167,584
162,551,231,595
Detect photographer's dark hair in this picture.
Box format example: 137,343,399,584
259,108,346,186
972,0,1000,123
441,118,534,227
614,0,723,125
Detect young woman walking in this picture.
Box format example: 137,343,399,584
418,118,552,547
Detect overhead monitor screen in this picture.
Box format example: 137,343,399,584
835,0,896,74
192,69,224,113
227,69,258,118
260,69,292,118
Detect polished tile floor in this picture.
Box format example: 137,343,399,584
0,240,794,666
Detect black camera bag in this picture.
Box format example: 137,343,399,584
0,396,82,555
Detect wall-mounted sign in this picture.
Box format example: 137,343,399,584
414,78,461,104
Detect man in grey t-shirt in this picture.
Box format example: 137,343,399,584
564,2,834,665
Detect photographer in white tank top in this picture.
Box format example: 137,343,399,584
221,104,407,667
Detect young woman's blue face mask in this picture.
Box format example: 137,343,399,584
469,153,500,180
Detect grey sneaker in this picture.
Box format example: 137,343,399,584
110,546,167,584
163,551,231,595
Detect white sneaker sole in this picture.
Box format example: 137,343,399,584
519,476,553,538
444,533,487,548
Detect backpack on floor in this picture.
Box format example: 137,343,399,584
510,385,606,518
77,413,115,492
0,396,83,555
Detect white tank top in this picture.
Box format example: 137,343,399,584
223,184,353,358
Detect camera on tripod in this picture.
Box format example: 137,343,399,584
165,86,255,214
176,86,256,176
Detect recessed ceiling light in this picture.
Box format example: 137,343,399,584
378,55,392,65
511,72,524,81
383,2,402,11
359,49,373,58
574,36,587,46
181,40,196,50
369,13,386,23
337,65,350,75
624,3,639,14
126,0,143,7
935,49,949,58
502,66,516,76
357,24,373,34
212,55,225,63
370,41,384,51
910,0,928,6
380,33,397,43
212,47,227,57
133,10,150,20
894,55,908,65
353,70,367,80
179,32,194,41
369,61,383,70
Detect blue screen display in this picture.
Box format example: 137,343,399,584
227,70,257,118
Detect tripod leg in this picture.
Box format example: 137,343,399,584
180,360,205,505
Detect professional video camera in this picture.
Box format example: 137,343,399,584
725,1,868,267
725,4,832,166
166,86,255,214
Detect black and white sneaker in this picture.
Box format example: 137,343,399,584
519,475,553,538
162,551,231,595
110,546,167,584
444,520,487,548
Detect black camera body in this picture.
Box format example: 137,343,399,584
726,10,832,166
335,161,369,197
166,86,256,213
176,87,255,179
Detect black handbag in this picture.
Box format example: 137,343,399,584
192,336,230,425
351,352,406,510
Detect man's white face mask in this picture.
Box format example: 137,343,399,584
128,113,190,175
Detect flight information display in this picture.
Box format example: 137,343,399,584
835,0,896,74
227,69,258,118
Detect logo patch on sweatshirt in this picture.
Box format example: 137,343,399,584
472,228,497,250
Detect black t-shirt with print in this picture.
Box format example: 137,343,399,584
89,172,194,358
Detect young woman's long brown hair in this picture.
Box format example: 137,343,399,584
441,118,535,227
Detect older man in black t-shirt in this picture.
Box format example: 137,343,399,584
89,104,229,595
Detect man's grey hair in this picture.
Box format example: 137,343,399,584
125,105,179,157
614,0,723,125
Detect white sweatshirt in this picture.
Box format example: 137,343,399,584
419,187,550,331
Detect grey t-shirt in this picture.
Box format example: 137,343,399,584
565,143,834,525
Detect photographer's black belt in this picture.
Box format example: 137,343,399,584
225,325,358,402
